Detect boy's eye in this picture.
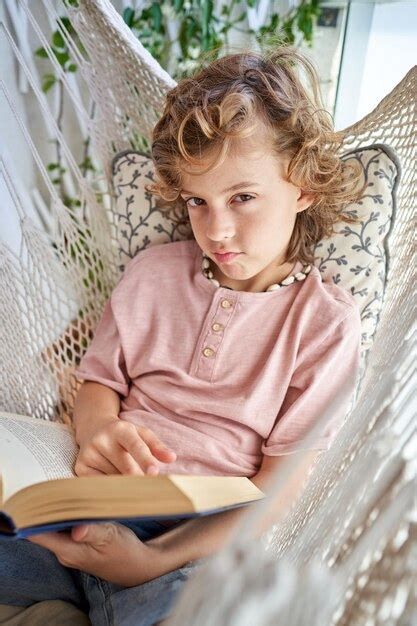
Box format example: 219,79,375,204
185,194,254,207
186,197,206,207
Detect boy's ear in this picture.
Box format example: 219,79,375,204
296,188,316,213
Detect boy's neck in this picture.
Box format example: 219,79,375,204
211,260,297,293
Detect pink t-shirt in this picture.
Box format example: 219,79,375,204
74,239,361,478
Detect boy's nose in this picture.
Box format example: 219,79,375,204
205,210,236,242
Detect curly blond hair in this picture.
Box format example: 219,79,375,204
146,44,365,265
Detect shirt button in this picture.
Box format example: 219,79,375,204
212,322,223,332
203,347,215,358
221,299,233,309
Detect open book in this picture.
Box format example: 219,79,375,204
0,412,265,539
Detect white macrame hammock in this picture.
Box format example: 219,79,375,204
0,1,415,624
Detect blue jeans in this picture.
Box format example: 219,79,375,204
0,520,204,626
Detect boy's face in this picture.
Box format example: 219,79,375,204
179,123,315,292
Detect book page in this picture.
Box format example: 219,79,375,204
0,412,78,503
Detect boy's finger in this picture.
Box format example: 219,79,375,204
76,450,120,476
28,531,73,553
71,523,115,546
108,446,147,475
29,530,90,569
77,466,107,476
151,447,177,462
94,435,146,475
137,428,177,463
115,429,160,474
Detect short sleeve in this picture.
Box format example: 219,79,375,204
74,295,130,397
262,308,362,456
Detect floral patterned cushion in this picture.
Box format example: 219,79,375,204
111,144,400,387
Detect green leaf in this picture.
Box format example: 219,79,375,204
297,6,314,40
150,2,163,32
203,0,214,30
178,19,189,57
140,7,151,20
52,30,65,49
47,163,59,171
54,50,69,66
35,47,48,58
123,7,135,28
270,13,280,30
42,74,57,93
66,63,77,72
60,17,75,35
173,0,184,12
79,156,96,172
234,11,246,23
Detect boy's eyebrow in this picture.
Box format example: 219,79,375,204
180,181,260,195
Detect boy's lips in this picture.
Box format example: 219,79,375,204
213,252,242,263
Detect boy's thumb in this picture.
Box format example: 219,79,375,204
72,522,117,545
72,524,90,542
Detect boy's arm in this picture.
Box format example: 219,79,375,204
146,449,323,571
72,381,177,476
72,381,121,445
27,446,323,586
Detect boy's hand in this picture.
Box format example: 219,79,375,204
75,420,177,477
28,522,170,586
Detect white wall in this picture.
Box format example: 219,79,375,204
334,0,417,130
357,0,417,121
